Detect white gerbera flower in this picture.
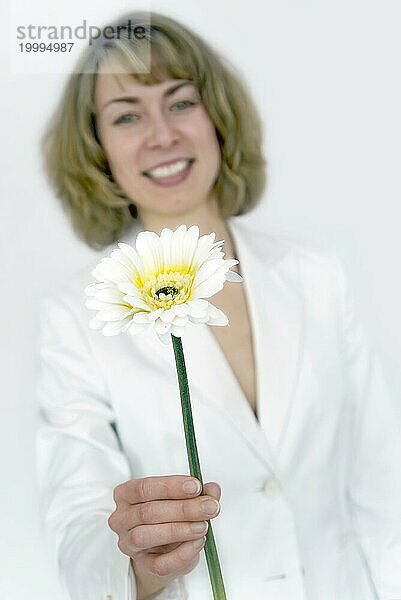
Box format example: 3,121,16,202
85,224,243,344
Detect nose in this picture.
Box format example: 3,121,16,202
146,112,179,149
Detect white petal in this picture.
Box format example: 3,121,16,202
93,258,127,284
160,228,174,265
135,231,163,275
117,242,144,273
85,283,96,296
187,299,209,317
160,227,174,241
86,298,108,310
89,316,104,330
172,303,190,317
120,318,133,333
118,242,144,275
170,225,188,266
193,277,224,300
171,315,189,327
93,281,116,289
174,224,188,236
226,270,243,282
94,287,126,303
133,311,152,324
157,331,172,345
148,308,164,322
224,258,240,269
122,295,150,311
87,282,115,297
182,225,200,267
188,315,209,325
118,281,140,295
207,304,229,326
170,324,187,337
110,249,138,280
188,314,209,324
154,319,172,334
97,305,133,322
193,259,237,299
191,234,217,268
193,258,225,288
160,309,176,323
102,320,128,336
128,321,150,335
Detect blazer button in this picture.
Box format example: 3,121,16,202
261,478,281,498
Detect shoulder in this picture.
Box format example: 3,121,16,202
38,253,108,336
39,221,142,321
228,216,347,321
229,215,343,280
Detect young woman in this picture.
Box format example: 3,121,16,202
37,11,401,600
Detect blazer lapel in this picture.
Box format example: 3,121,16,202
228,219,305,458
126,218,305,476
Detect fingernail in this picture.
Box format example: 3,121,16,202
201,499,220,516
183,479,201,494
191,521,208,533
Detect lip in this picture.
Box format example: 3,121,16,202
142,157,194,174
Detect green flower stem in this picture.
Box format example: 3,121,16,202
171,334,227,600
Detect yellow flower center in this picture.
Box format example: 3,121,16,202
140,271,194,310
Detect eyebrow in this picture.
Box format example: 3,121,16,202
101,81,195,110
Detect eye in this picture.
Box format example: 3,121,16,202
171,100,196,111
113,113,140,125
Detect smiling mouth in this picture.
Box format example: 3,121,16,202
143,159,194,180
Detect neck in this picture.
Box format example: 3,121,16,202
136,196,238,261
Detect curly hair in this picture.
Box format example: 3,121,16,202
42,11,267,249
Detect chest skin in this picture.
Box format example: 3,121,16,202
208,281,258,417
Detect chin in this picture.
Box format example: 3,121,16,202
155,193,206,213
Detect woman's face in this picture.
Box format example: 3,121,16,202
94,65,222,221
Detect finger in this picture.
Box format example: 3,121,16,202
128,494,221,529
146,541,181,555
203,482,221,501
127,520,209,552
134,537,207,578
113,475,202,506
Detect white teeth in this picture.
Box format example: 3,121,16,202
146,160,190,179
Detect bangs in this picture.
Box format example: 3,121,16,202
93,27,200,87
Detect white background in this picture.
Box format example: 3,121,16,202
1,0,400,597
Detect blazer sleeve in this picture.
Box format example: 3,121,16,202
35,292,135,599
333,256,401,600
35,293,188,600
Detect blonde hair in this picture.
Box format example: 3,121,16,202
42,11,267,249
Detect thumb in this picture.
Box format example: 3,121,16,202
202,481,221,502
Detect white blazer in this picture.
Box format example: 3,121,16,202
36,216,401,600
